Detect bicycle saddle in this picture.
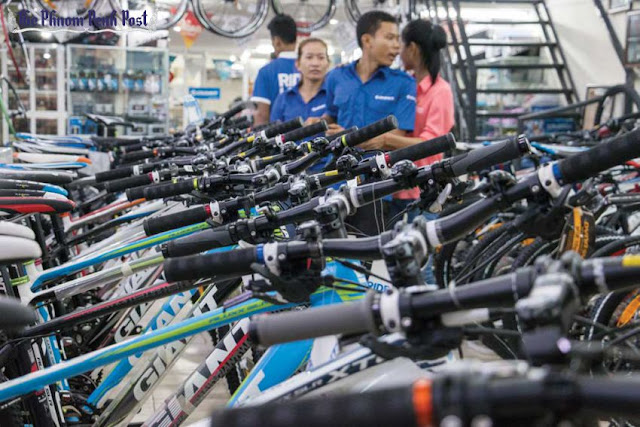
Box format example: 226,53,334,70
0,196,75,214
0,236,41,262
0,221,35,240
85,114,136,129
0,170,76,185
0,189,69,199
0,179,68,196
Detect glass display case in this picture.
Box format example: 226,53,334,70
1,43,66,141
67,45,169,135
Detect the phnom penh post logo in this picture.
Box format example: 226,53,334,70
7,6,160,35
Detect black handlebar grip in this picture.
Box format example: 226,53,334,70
262,117,304,139
221,102,246,120
225,116,252,131
163,226,236,257
104,174,152,193
143,205,210,236
559,127,640,184
324,126,358,140
342,115,398,148
142,178,198,201
209,380,419,427
95,166,134,183
449,136,530,176
164,247,256,282
249,294,375,347
252,121,279,133
126,185,147,201
0,297,37,329
280,120,328,143
120,149,156,164
388,133,456,165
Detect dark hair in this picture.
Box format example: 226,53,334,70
297,37,329,60
402,19,447,82
268,14,297,45
356,11,397,48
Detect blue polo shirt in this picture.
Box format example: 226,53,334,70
251,52,301,106
325,61,416,132
270,82,329,173
270,82,328,123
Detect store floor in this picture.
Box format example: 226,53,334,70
129,332,225,426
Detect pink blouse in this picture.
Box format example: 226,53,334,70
394,74,455,200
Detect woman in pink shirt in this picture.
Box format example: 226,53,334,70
360,19,454,218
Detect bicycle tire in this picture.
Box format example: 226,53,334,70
345,0,402,24
107,0,189,31
194,0,269,39
31,0,103,18
510,238,558,270
590,234,640,258
270,0,336,34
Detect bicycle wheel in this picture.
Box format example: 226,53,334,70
271,0,336,34
30,0,103,18
194,0,269,38
107,0,189,30
345,0,403,24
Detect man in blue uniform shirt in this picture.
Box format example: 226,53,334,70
251,14,301,125
323,11,417,236
323,11,416,139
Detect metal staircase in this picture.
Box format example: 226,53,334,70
427,0,579,140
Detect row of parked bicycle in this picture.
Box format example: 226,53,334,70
0,99,639,426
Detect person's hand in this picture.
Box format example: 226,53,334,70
358,134,386,151
325,123,345,136
304,117,323,126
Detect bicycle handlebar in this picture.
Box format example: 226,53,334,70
104,173,152,193
387,133,456,165
558,127,640,184
279,120,328,144
164,246,256,282
210,370,640,427
448,136,529,176
339,115,398,148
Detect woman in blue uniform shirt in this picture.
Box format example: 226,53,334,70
270,38,330,125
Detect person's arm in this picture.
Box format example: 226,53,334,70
255,102,270,125
251,67,273,126
269,94,284,123
358,129,418,150
361,86,454,151
322,70,339,126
